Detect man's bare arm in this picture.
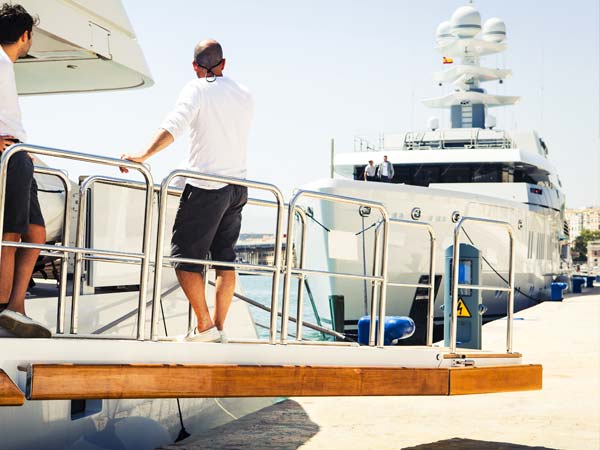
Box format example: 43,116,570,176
120,129,174,173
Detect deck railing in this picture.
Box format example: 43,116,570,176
450,216,516,353
0,144,154,340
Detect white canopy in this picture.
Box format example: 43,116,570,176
15,0,153,95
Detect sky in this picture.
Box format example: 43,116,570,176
19,0,600,231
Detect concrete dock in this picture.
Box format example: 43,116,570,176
161,287,600,450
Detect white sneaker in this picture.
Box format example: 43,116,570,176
0,326,15,338
184,326,221,343
219,330,228,344
0,309,52,338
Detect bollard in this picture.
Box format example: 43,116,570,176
550,282,568,301
572,277,585,294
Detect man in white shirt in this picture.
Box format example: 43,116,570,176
363,160,377,181
121,40,253,343
0,3,50,338
377,155,395,183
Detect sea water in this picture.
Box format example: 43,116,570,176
238,275,331,341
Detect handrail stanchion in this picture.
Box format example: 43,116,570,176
450,227,461,353
33,167,72,334
507,227,516,353
294,207,308,341
375,214,390,348
150,170,285,342
0,144,153,340
451,216,515,354
369,223,382,346
426,226,436,346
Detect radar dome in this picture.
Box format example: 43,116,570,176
436,21,453,46
450,6,481,38
482,18,506,42
485,115,497,129
428,117,439,131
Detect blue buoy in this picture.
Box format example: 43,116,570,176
357,316,415,345
550,282,568,301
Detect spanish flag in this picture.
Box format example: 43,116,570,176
442,56,454,64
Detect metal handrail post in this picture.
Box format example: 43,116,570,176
294,207,308,341
426,226,436,346
71,175,153,339
369,222,383,346
33,167,72,334
451,216,515,354
150,175,171,341
150,169,285,342
375,215,390,348
507,228,516,353
450,223,462,353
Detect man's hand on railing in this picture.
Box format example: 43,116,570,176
119,153,146,174
0,135,17,153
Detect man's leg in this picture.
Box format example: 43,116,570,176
6,224,45,314
175,269,214,333
0,233,20,304
213,270,235,331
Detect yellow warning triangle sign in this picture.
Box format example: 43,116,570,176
456,298,472,318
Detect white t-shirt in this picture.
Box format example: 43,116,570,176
381,162,389,177
0,46,27,142
160,76,253,190
364,164,377,177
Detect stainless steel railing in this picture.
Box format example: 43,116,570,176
71,175,156,337
371,218,437,346
0,144,154,340
150,170,286,343
450,216,515,354
281,189,390,347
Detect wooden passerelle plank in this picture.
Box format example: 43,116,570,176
24,363,542,400
448,364,543,395
25,364,449,399
0,369,25,406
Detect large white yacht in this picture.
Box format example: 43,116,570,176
0,3,549,449
298,5,569,342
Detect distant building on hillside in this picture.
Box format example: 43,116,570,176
587,240,600,271
565,207,600,243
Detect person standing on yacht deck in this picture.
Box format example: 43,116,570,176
363,160,377,181
0,3,50,338
377,155,394,182
120,40,253,343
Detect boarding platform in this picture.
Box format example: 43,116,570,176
0,144,542,407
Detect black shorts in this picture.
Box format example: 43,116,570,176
2,151,45,234
171,183,247,273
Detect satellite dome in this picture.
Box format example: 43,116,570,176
436,21,454,46
428,117,440,131
482,17,506,42
450,6,481,38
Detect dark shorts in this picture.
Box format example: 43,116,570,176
171,183,247,273
2,151,45,234
366,175,377,182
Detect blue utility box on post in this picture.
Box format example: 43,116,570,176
444,244,482,349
